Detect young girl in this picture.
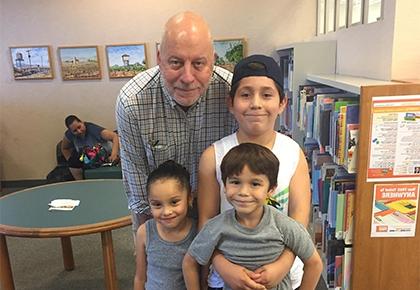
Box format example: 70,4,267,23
134,160,197,290
198,54,311,289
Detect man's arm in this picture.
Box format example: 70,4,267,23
134,224,147,290
183,253,201,290
100,129,120,163
116,91,151,219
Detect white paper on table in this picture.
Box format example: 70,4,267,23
48,199,80,211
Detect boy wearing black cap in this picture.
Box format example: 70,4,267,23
184,143,321,290
196,55,312,289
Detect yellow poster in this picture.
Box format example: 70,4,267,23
371,183,419,237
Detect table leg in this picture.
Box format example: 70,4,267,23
60,237,75,271
0,234,15,290
101,231,118,290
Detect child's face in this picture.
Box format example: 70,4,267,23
230,76,286,136
148,178,191,230
225,165,274,216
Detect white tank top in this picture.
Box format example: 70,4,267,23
214,131,300,214
212,131,304,289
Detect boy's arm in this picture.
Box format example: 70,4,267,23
183,253,201,290
254,149,312,286
212,252,266,290
288,150,311,227
134,224,147,290
197,146,220,229
298,250,323,290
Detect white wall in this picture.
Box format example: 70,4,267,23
0,0,315,180
391,0,420,80
314,0,396,80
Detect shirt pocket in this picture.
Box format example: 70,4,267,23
143,133,176,171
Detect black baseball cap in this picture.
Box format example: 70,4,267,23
231,54,283,89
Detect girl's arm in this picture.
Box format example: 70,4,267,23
134,224,147,290
182,253,201,290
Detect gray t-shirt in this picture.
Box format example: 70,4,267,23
188,205,314,290
145,218,197,290
65,122,106,153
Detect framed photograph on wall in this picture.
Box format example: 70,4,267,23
106,43,148,79
213,38,246,72
58,46,101,80
9,46,53,80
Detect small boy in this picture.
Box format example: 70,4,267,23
183,143,322,290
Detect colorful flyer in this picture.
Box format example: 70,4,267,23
371,183,419,237
367,95,420,182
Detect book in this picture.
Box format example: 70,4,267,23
342,247,352,290
335,193,346,239
344,124,359,173
326,239,345,287
335,255,343,287
343,189,355,245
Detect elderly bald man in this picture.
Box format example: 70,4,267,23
116,11,236,233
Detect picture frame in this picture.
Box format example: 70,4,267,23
9,45,53,80
58,46,101,80
106,43,148,79
213,38,246,72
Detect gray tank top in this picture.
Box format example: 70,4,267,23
145,218,197,290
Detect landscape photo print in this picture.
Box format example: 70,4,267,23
58,46,101,80
10,46,53,80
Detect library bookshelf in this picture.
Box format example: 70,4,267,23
306,73,420,290
276,41,336,145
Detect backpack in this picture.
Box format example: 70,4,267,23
46,141,75,183
46,165,74,183
80,143,108,168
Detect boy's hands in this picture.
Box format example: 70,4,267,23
252,263,284,289
218,264,266,290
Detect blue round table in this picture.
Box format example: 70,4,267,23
0,179,131,290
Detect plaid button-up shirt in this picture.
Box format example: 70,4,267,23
116,65,237,214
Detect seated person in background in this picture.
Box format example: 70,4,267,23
183,143,322,290
61,115,120,180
